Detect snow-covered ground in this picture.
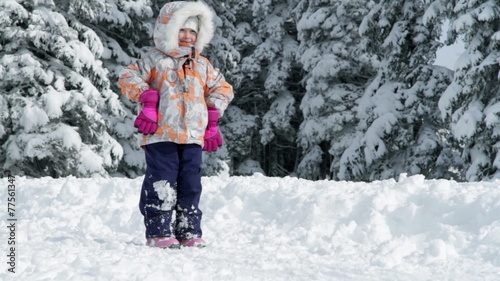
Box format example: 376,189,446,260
1,173,500,280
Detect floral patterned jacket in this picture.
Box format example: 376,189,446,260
118,1,233,147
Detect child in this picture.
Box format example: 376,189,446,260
118,1,234,248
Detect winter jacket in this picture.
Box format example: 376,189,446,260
118,1,233,147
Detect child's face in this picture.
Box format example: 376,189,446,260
178,28,197,45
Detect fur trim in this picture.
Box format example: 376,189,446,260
154,1,215,53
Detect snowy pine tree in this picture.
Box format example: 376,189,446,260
204,0,262,176
253,0,303,177
340,0,459,181
203,0,242,86
197,0,247,176
294,0,377,180
88,0,156,177
222,0,303,177
426,0,500,181
2,0,491,182
0,0,124,177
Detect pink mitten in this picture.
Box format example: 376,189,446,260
203,107,223,151
134,89,159,134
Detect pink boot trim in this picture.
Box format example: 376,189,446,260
146,237,180,249
180,238,206,248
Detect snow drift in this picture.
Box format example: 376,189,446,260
1,174,500,280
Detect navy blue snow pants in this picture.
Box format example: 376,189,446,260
139,142,203,240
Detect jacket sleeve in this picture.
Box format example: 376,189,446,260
204,61,234,117
118,53,155,102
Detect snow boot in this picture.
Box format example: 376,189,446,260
180,238,206,248
146,237,180,249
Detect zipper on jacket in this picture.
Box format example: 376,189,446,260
182,59,190,93
181,47,196,93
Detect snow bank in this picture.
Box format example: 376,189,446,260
1,174,500,280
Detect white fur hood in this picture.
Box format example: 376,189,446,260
153,1,215,53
